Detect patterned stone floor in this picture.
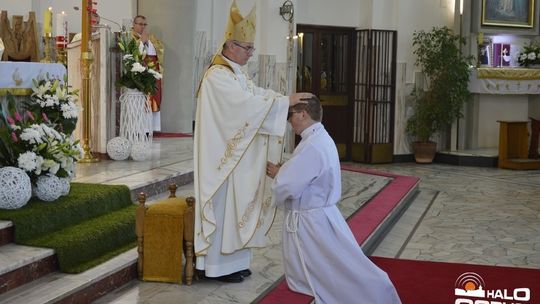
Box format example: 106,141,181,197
89,138,540,303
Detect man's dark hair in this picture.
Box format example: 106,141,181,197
290,95,322,121
133,15,146,23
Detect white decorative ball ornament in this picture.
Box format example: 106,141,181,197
34,175,63,202
130,141,151,161
59,177,71,196
107,136,132,160
0,167,32,209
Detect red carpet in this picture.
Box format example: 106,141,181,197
258,166,419,304
153,132,192,138
372,256,540,304
258,166,539,303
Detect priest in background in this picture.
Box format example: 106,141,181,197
131,15,164,132
194,0,312,283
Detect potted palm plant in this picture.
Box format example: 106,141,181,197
406,26,473,163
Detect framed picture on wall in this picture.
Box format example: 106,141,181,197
482,0,535,28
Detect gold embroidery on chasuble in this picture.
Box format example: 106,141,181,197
238,185,259,229
257,196,272,228
218,122,249,170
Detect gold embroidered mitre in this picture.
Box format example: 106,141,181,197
224,0,256,43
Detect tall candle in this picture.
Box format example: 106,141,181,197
56,11,66,38
43,7,52,36
56,11,68,49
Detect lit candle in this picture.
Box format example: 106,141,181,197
56,11,68,49
56,11,66,37
43,7,53,36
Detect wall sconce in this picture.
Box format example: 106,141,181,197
279,0,294,22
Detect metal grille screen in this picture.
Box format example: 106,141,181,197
354,30,397,162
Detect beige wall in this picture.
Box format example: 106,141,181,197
138,0,195,133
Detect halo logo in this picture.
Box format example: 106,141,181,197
455,272,486,298
454,272,531,304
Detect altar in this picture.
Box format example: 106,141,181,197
1,28,119,156
0,61,66,96
462,68,540,150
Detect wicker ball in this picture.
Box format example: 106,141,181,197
130,141,151,161
107,136,132,161
34,175,63,202
59,177,71,196
0,167,32,209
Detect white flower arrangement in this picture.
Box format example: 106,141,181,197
1,94,82,184
26,75,80,135
517,42,540,67
13,122,82,181
117,33,162,95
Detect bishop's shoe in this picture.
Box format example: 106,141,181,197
236,269,252,278
207,272,244,283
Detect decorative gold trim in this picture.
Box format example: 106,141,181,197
218,122,249,170
477,67,540,80
237,185,259,229
0,88,32,96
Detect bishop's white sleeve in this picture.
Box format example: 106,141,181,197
259,95,288,136
272,143,321,206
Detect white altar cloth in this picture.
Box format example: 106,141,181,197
0,62,66,95
468,68,540,95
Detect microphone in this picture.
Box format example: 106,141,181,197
73,6,126,32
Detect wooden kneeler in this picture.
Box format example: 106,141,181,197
136,184,195,285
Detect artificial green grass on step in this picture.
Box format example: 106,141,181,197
67,241,137,274
0,183,136,273
25,205,137,273
0,183,132,242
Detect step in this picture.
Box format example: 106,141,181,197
23,206,137,273
372,189,439,258
0,249,137,304
0,184,194,303
0,221,13,246
0,244,56,294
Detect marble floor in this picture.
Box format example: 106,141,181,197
89,138,540,304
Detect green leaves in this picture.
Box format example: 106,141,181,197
116,33,160,95
408,26,473,142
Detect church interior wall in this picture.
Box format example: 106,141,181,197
2,0,32,17
295,0,361,28
9,0,523,155
138,0,196,133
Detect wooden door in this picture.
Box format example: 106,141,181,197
297,25,355,159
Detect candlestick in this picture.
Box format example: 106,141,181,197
79,0,99,163
43,7,52,37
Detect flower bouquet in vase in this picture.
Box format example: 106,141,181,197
117,33,162,160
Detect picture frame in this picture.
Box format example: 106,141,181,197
481,0,535,28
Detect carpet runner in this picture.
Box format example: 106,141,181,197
371,256,540,304
153,132,192,138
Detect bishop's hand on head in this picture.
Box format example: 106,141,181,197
289,92,314,106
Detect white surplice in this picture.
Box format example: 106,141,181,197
194,55,288,277
273,122,402,304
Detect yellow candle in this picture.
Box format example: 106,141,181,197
43,7,52,36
